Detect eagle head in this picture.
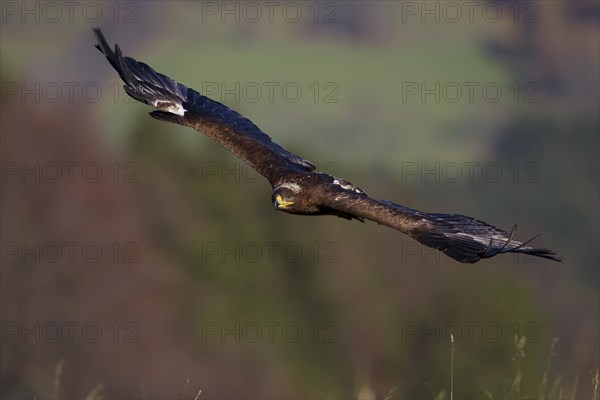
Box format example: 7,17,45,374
272,185,298,211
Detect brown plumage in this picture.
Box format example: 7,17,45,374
93,28,561,263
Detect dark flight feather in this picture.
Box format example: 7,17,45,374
318,190,561,263
93,28,561,264
93,27,315,185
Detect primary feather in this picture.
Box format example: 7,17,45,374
93,27,315,185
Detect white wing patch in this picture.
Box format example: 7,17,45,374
333,178,363,194
447,232,514,247
275,182,301,193
153,100,186,116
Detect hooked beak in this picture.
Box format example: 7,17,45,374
274,194,294,209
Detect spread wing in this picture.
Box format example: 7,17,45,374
92,28,315,185
318,187,561,263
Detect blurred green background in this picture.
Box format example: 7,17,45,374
1,1,598,399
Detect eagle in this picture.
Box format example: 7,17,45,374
92,28,561,264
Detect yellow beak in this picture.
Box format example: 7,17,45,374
275,194,294,208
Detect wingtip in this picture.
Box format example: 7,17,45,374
91,26,104,44
92,26,113,57
92,27,101,51
521,232,562,262
515,244,563,263
539,250,564,263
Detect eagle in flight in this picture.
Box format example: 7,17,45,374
93,28,560,264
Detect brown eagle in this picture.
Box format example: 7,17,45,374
93,28,561,263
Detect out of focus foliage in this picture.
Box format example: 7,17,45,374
1,1,597,399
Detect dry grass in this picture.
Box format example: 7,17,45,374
426,336,599,400
42,346,599,400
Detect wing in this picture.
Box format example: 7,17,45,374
318,187,561,263
92,28,315,185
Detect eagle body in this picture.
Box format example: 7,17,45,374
93,28,561,264
272,172,366,221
